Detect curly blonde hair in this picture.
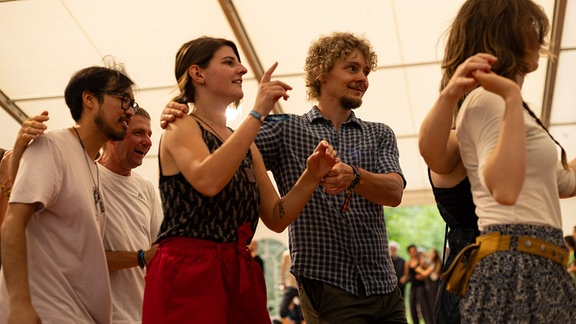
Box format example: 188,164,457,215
304,32,377,101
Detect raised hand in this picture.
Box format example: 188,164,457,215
472,69,521,101
442,53,497,100
252,62,293,117
305,140,339,180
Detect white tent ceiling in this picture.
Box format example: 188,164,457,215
1,0,575,215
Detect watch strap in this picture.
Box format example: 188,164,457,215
348,165,361,190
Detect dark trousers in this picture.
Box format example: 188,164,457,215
298,277,407,324
409,283,433,324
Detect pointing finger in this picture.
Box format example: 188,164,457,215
261,62,278,84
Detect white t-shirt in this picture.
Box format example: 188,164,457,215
456,88,575,231
99,165,163,324
0,129,111,324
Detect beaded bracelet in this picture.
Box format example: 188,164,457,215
137,249,146,269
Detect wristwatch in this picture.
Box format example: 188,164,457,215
348,165,361,190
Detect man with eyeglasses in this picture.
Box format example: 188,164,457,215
99,89,140,114
0,65,136,323
4,108,162,323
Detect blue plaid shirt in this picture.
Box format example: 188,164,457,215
256,106,405,296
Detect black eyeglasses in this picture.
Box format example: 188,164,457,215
99,90,139,112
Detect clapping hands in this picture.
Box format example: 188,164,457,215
306,140,339,181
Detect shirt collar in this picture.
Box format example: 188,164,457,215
305,106,362,129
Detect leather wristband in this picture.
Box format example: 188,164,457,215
348,165,361,190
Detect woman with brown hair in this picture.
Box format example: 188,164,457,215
436,0,576,322
142,37,338,323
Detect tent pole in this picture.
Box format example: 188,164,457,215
218,0,284,114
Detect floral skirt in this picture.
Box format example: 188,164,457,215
460,223,576,323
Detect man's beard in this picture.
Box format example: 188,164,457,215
95,109,127,141
340,96,362,110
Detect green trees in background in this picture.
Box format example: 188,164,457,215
384,204,446,260
385,204,446,324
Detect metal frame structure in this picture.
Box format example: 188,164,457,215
218,0,284,114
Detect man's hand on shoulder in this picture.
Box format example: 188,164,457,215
160,102,189,129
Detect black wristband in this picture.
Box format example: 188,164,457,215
137,249,146,269
348,165,361,190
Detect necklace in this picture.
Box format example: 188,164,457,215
190,113,257,183
72,127,105,214
190,113,228,142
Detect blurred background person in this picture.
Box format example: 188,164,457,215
402,244,433,324
416,248,442,316
279,250,304,324
389,241,406,297
248,239,265,273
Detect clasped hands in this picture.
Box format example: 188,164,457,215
320,162,358,196
304,141,356,195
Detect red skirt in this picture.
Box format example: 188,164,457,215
142,225,269,324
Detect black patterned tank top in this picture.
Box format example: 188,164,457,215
428,168,477,229
428,169,479,265
156,122,260,243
